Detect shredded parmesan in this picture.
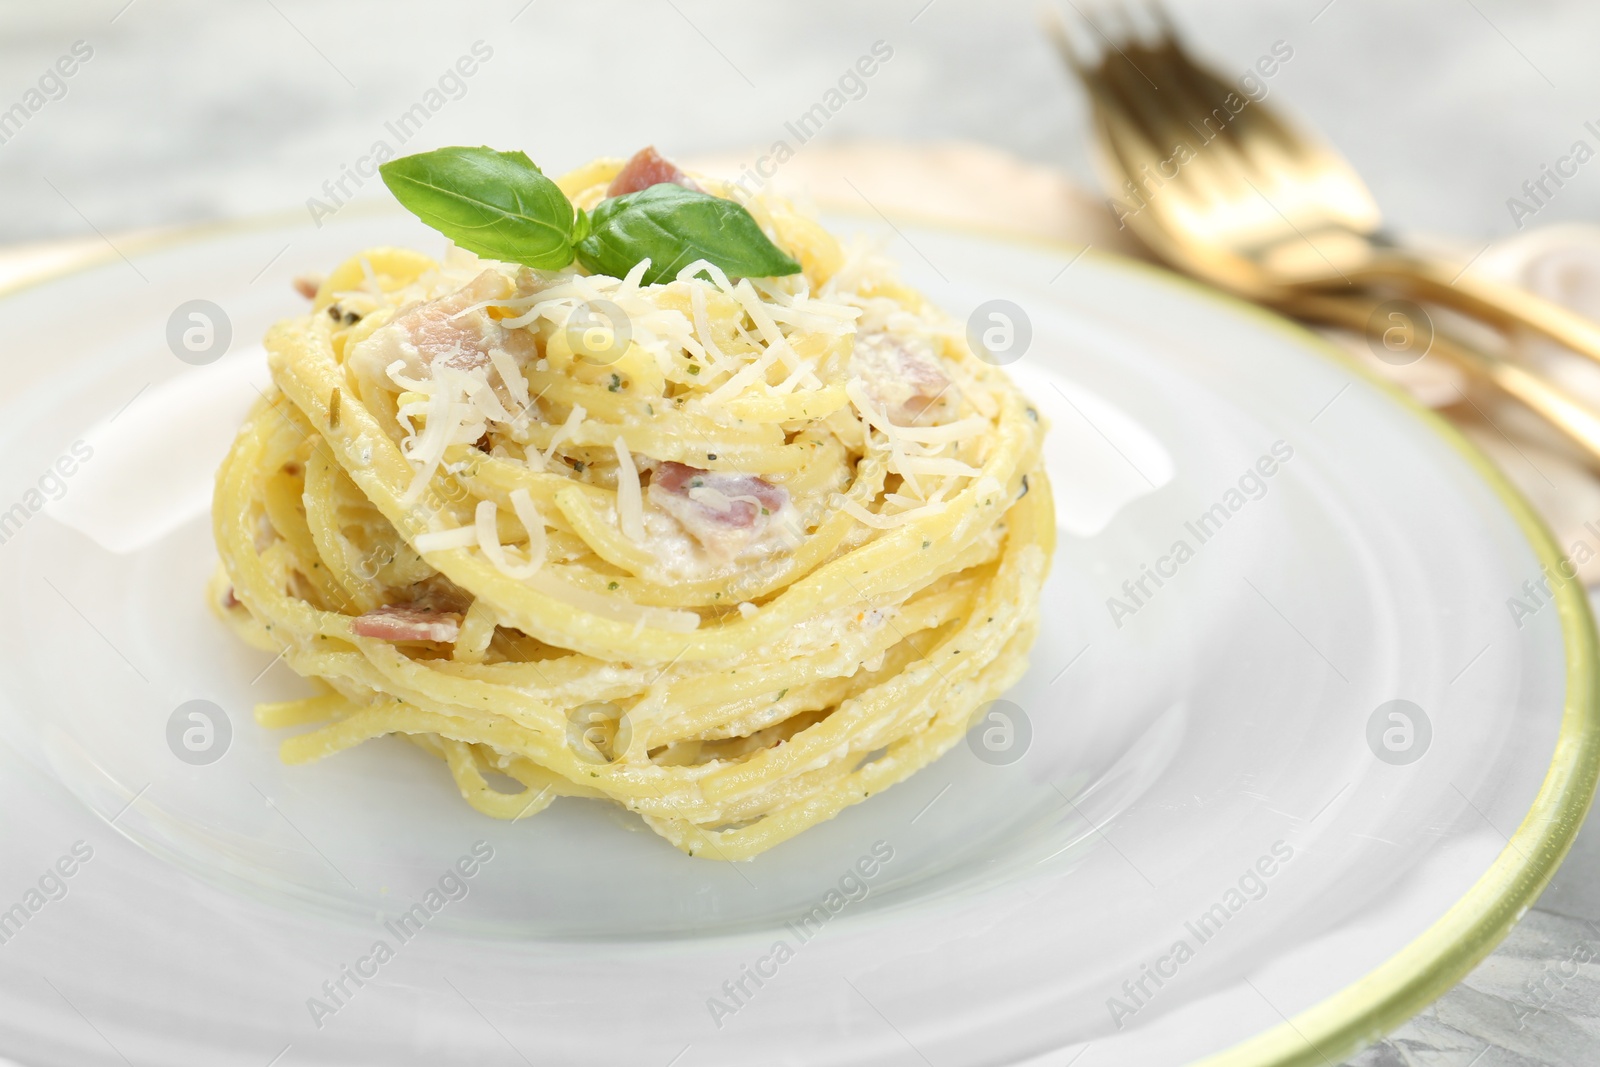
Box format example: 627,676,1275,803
474,497,544,580
887,414,990,446
686,485,734,512
620,258,653,293
613,437,645,543
401,387,473,505
509,488,547,571
487,346,531,412
704,346,780,406
729,280,822,390
893,456,982,477
676,258,735,290
413,526,479,553
689,282,729,374
542,404,587,467
840,497,949,529
845,378,920,494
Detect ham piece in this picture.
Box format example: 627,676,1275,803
607,146,699,197
351,605,463,644
348,270,535,385
647,461,787,557
849,334,952,425
394,270,532,372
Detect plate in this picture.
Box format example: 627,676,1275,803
0,203,1594,1067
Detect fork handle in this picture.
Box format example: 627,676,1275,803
1282,291,1600,468
1349,252,1600,368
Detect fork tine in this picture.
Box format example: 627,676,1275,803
1090,76,1236,225
1041,5,1094,79
1149,27,1380,242
1049,13,1186,208
1045,5,1168,161
1085,6,1163,92
1151,30,1307,164
1139,46,1276,196
1051,1,1261,215
1147,44,1245,149
1103,12,1294,206
1080,21,1172,138
1126,20,1259,161
1143,13,1352,192
1146,0,1176,37
1084,22,1250,204
1091,1,1139,51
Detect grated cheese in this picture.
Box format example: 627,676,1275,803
613,437,646,543
486,346,531,414
845,378,921,494
729,281,822,390
839,497,949,529
688,281,730,375
893,456,982,477
475,499,541,580
413,526,479,553
542,404,587,468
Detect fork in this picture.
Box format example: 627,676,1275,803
1047,5,1600,371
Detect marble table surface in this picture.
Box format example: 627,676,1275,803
4,2,1600,1064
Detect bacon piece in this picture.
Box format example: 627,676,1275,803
351,605,463,643
399,270,534,372
292,274,323,300
607,146,699,198
349,270,535,385
849,334,952,425
648,461,788,557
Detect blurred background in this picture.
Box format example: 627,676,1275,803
1,0,1598,244
6,3,1600,1064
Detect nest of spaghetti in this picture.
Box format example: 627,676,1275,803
212,155,1053,860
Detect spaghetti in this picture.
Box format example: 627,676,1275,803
211,153,1054,859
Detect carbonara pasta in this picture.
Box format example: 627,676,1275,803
211,151,1054,859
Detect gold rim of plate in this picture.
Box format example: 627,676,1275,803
4,201,1596,1067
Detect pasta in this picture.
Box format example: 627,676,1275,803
211,153,1054,859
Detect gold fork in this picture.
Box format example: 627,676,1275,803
1048,6,1600,369
1049,6,1600,464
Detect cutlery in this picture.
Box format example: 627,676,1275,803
1047,7,1600,371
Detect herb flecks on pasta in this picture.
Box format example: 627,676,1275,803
211,148,1053,859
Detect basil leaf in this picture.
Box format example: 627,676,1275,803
574,184,802,285
379,147,578,270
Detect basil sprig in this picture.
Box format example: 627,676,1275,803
378,146,800,284
379,147,580,270
575,184,800,284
